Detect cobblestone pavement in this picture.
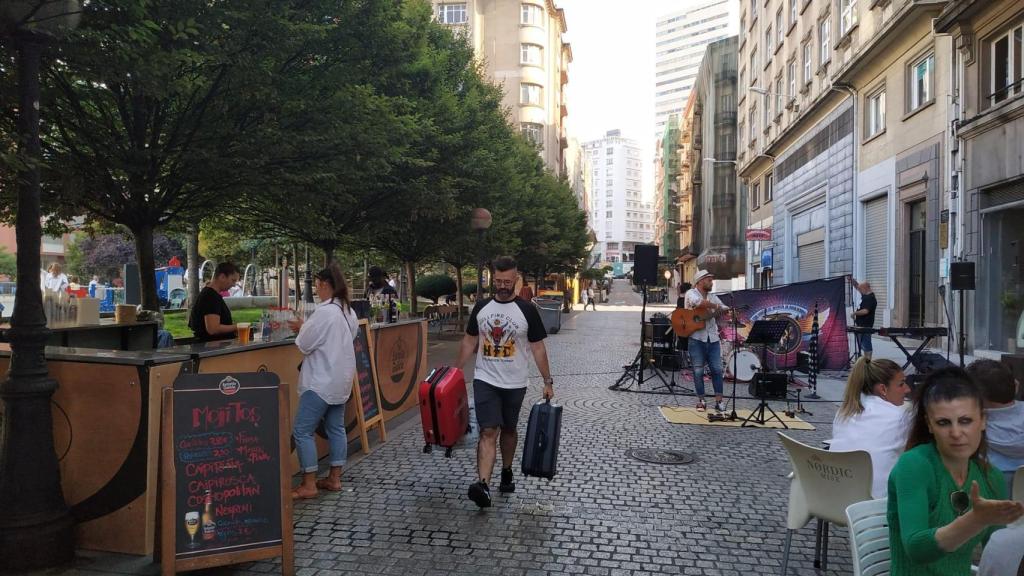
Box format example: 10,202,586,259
52,281,857,576
239,281,851,576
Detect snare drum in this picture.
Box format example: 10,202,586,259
725,348,761,382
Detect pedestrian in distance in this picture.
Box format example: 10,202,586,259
289,264,360,500
43,262,69,293
455,256,554,509
684,270,729,413
584,286,597,311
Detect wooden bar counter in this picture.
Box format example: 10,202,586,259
0,318,158,350
0,346,190,556
0,318,428,557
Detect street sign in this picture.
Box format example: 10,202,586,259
745,228,772,241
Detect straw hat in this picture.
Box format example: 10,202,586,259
693,269,714,284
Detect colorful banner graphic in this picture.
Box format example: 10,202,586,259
717,276,849,370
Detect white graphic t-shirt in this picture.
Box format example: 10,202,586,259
466,297,547,389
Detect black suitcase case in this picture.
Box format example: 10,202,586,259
521,399,562,479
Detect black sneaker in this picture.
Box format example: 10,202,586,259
499,468,515,494
468,480,492,508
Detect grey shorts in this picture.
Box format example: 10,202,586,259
473,379,527,431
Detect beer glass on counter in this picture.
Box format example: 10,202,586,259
184,511,200,548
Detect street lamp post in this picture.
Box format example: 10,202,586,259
304,245,314,303
470,208,492,301
0,1,80,569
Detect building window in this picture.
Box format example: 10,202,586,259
765,173,773,202
606,211,613,218
840,0,857,37
436,3,467,24
750,48,758,77
521,3,544,27
520,82,542,106
866,87,885,137
908,52,934,111
775,76,784,115
802,41,812,85
521,43,543,66
819,19,831,65
763,94,770,128
776,9,784,47
749,0,758,22
989,23,1024,105
521,122,543,147
765,26,773,62
748,107,757,147
790,0,798,29
788,60,796,101
751,182,760,209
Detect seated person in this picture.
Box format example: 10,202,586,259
888,367,1024,576
830,357,911,499
967,359,1024,494
188,262,239,341
977,522,1024,576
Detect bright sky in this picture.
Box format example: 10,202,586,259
560,0,696,202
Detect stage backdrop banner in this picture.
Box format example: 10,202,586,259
717,276,849,370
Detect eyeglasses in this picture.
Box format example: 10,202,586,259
493,279,516,287
950,490,970,516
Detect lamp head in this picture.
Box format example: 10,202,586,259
470,207,492,231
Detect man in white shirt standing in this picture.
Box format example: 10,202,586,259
684,270,729,412
456,256,553,509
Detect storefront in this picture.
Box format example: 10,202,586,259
977,184,1024,353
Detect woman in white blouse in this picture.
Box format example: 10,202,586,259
289,264,359,500
830,356,912,499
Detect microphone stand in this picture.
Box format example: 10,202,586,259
725,294,742,421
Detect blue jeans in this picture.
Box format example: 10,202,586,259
293,390,347,473
857,331,873,354
688,338,724,398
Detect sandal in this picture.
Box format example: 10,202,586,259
316,478,343,492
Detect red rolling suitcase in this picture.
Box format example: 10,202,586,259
419,366,470,457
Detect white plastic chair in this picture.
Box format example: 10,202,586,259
778,432,874,575
845,498,890,576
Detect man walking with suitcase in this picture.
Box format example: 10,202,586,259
455,256,554,508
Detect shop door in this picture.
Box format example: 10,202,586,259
864,197,889,329
798,241,825,282
908,201,926,327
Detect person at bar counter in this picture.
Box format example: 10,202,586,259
367,266,397,298
288,264,359,499
188,262,239,341
887,367,1024,576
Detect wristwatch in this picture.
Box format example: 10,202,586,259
543,377,554,386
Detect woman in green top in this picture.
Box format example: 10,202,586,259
888,367,1024,575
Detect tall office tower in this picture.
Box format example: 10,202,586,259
431,0,572,174
654,0,739,139
582,130,654,275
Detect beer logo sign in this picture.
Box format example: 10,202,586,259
218,376,241,396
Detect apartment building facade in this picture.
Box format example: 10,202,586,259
938,0,1024,355
432,0,571,174
653,119,681,258
654,1,741,140
582,130,654,273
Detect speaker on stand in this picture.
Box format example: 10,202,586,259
633,245,659,287
949,261,975,368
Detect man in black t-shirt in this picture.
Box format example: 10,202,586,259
850,277,878,359
189,262,240,341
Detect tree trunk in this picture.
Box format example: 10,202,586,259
323,244,335,265
292,244,299,310
132,224,160,312
455,264,464,326
405,260,418,315
186,224,200,308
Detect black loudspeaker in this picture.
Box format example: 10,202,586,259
950,261,975,291
748,372,788,400
633,244,659,286
911,351,955,375
123,263,140,305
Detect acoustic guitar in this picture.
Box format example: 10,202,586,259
671,303,717,338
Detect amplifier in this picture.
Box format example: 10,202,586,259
748,372,788,400
911,352,954,375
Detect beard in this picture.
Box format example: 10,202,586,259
496,288,513,299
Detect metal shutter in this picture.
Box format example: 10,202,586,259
798,241,826,282
864,197,888,329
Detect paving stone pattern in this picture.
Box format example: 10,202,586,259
234,284,853,576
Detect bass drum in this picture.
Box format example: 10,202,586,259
724,349,761,382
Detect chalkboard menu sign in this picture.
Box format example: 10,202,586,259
161,373,293,575
349,320,386,453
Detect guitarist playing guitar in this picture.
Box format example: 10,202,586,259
677,270,729,413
